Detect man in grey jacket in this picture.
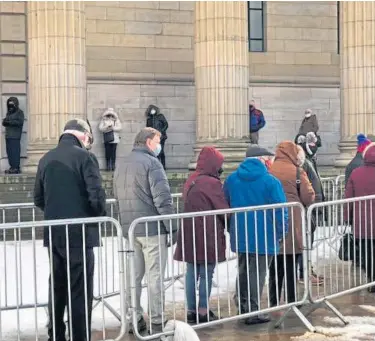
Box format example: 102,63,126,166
114,127,177,335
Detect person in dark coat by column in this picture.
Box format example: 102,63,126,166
146,104,169,170
345,134,372,187
249,100,266,144
174,146,229,324
34,118,106,341
2,97,24,174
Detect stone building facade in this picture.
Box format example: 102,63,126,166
0,1,365,171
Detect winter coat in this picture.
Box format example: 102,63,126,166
2,97,24,139
223,158,288,255
298,114,319,135
303,158,324,203
174,147,229,264
146,105,168,140
114,146,176,237
98,109,122,144
345,152,363,188
344,144,375,239
269,141,315,254
249,107,266,133
34,134,107,248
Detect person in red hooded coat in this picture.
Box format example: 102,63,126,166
345,142,375,292
174,146,229,324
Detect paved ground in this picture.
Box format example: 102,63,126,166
90,290,375,341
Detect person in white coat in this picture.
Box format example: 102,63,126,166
98,108,122,171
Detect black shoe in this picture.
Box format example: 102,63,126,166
198,310,218,323
244,315,270,325
9,168,20,174
128,316,147,334
5,168,12,174
187,311,197,324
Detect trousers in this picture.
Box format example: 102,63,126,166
104,143,117,168
127,235,167,325
269,254,299,306
157,139,166,170
5,137,21,169
234,253,271,313
47,246,95,341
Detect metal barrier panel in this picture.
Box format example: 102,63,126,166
306,195,375,326
127,202,313,340
0,216,126,341
335,174,345,201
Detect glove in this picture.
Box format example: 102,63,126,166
167,231,177,247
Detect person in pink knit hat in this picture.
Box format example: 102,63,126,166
345,133,372,187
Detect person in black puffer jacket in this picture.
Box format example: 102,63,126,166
146,104,168,170
2,97,24,174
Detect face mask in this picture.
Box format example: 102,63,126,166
8,103,15,112
249,105,254,111
154,143,162,157
218,167,224,176
150,109,156,115
305,113,312,118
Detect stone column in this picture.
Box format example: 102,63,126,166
26,1,86,170
189,1,249,170
336,2,375,166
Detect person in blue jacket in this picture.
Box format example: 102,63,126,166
249,100,266,144
223,145,288,325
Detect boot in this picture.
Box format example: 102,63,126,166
111,160,116,171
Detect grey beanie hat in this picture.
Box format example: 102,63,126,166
246,144,274,158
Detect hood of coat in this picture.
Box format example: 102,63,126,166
363,143,375,166
236,157,268,181
7,96,19,112
102,108,119,120
275,141,305,167
196,146,224,177
145,104,160,117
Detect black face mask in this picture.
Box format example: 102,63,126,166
8,104,16,112
249,105,254,111
218,167,224,176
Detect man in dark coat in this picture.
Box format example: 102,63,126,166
34,118,106,341
146,104,169,170
2,97,24,174
114,127,176,335
345,133,372,187
249,100,266,144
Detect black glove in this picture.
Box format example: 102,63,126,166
167,231,177,247
2,118,9,127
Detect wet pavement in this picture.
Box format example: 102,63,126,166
89,290,375,341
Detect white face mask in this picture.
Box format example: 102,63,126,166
305,113,312,118
150,109,156,115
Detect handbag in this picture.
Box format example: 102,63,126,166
103,130,114,143
338,227,360,262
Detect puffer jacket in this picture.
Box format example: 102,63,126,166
98,108,122,144
114,146,176,237
2,97,24,139
345,152,363,188
269,141,315,254
146,105,168,140
298,114,319,135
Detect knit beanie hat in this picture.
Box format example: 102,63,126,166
357,133,371,153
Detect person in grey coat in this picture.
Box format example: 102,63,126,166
114,127,177,336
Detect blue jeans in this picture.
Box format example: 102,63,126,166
185,263,215,311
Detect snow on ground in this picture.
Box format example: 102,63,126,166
0,226,357,340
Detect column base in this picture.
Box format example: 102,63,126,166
23,142,57,173
188,139,250,171
334,138,357,168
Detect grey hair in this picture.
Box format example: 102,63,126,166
133,127,161,147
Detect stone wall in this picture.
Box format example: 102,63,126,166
87,81,196,170
251,1,339,82
251,85,340,165
85,1,194,78
0,2,27,171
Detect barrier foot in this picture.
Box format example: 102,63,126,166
274,306,316,333
323,300,349,325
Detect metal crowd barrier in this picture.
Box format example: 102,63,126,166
127,202,314,340
0,194,183,324
0,216,126,341
306,194,375,327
